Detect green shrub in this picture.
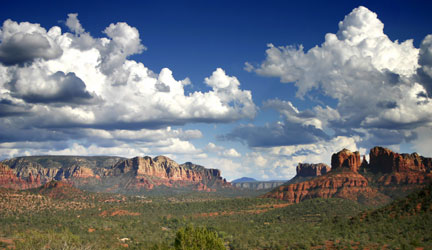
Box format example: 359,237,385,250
173,225,225,250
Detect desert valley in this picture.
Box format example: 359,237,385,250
1,1,432,249
1,146,431,249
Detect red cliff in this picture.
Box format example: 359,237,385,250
109,156,228,191
295,163,331,178
368,147,432,187
331,149,361,172
0,163,41,190
262,170,381,204
1,155,229,193
369,146,432,173
264,147,432,205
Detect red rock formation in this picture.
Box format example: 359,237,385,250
378,172,432,185
0,163,41,189
262,170,380,203
2,155,228,192
369,146,432,173
109,156,228,191
264,147,432,205
38,180,83,199
295,163,331,177
331,149,361,172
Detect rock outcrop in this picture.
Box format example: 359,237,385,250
0,163,41,189
369,146,432,173
1,155,228,192
108,156,228,191
331,149,361,172
264,147,432,205
296,163,331,177
262,170,385,204
37,180,84,199
366,147,432,191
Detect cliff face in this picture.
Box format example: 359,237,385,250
0,155,228,192
264,147,432,205
2,156,121,184
264,149,376,203
331,149,361,172
262,170,379,203
108,156,228,191
296,163,331,177
0,163,41,189
367,147,432,195
369,146,432,173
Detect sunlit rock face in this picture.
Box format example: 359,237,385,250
0,155,229,192
369,146,432,173
331,149,361,173
263,147,432,205
0,163,41,189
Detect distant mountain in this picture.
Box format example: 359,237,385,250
0,155,230,193
231,177,287,190
263,147,432,205
231,177,257,183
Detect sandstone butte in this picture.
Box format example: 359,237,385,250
295,163,331,178
262,146,432,204
0,155,229,192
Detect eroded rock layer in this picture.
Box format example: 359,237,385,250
264,147,432,205
296,163,331,177
1,155,228,192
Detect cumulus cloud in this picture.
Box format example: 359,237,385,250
225,98,331,147
205,142,241,158
0,15,256,133
9,70,93,104
0,19,62,65
199,135,363,181
0,127,205,160
65,13,84,34
225,121,328,147
417,35,432,96
0,15,256,164
246,6,432,149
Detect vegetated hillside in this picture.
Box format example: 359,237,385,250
336,184,432,249
1,181,430,249
35,180,85,200
1,155,230,193
264,146,432,206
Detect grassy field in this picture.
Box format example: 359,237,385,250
0,185,431,249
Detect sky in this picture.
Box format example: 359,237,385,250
0,0,431,181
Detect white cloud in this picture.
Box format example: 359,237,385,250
205,142,241,158
0,19,62,65
65,13,84,34
411,126,432,157
0,15,256,132
0,126,206,161
222,148,241,158
197,157,245,181
248,6,432,148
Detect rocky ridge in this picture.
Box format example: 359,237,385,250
0,163,41,189
0,155,228,193
296,163,331,177
263,147,432,204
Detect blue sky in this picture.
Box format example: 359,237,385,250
0,0,431,180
